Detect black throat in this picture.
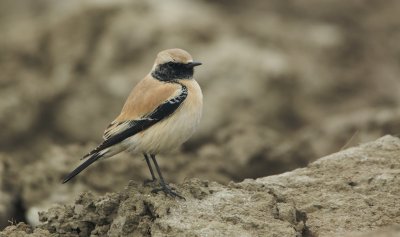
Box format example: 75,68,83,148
152,62,194,81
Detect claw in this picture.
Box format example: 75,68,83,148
152,184,185,200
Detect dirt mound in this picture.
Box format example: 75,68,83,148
1,136,399,236
1,0,400,233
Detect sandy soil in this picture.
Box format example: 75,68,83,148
2,136,400,236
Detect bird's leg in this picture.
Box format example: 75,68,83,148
143,153,157,185
150,154,185,199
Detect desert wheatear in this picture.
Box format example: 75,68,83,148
63,48,203,198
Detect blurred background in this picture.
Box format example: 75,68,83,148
1,0,400,229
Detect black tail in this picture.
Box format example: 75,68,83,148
62,153,102,183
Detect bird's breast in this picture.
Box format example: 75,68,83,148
180,79,203,116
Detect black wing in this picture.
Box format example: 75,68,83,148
82,83,188,159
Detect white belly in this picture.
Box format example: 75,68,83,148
125,80,202,154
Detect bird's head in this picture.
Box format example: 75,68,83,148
151,48,202,81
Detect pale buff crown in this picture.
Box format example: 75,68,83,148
153,48,194,67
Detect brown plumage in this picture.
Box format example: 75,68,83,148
103,77,181,139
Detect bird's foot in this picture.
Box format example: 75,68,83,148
152,183,185,200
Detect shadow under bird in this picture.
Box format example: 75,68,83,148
62,48,203,199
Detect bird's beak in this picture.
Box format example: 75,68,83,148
186,61,202,68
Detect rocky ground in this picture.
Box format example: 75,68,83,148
1,0,400,236
1,136,400,236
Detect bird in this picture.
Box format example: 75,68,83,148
62,48,203,199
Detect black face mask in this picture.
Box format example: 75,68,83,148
152,62,195,81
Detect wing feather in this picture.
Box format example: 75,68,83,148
83,81,188,159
